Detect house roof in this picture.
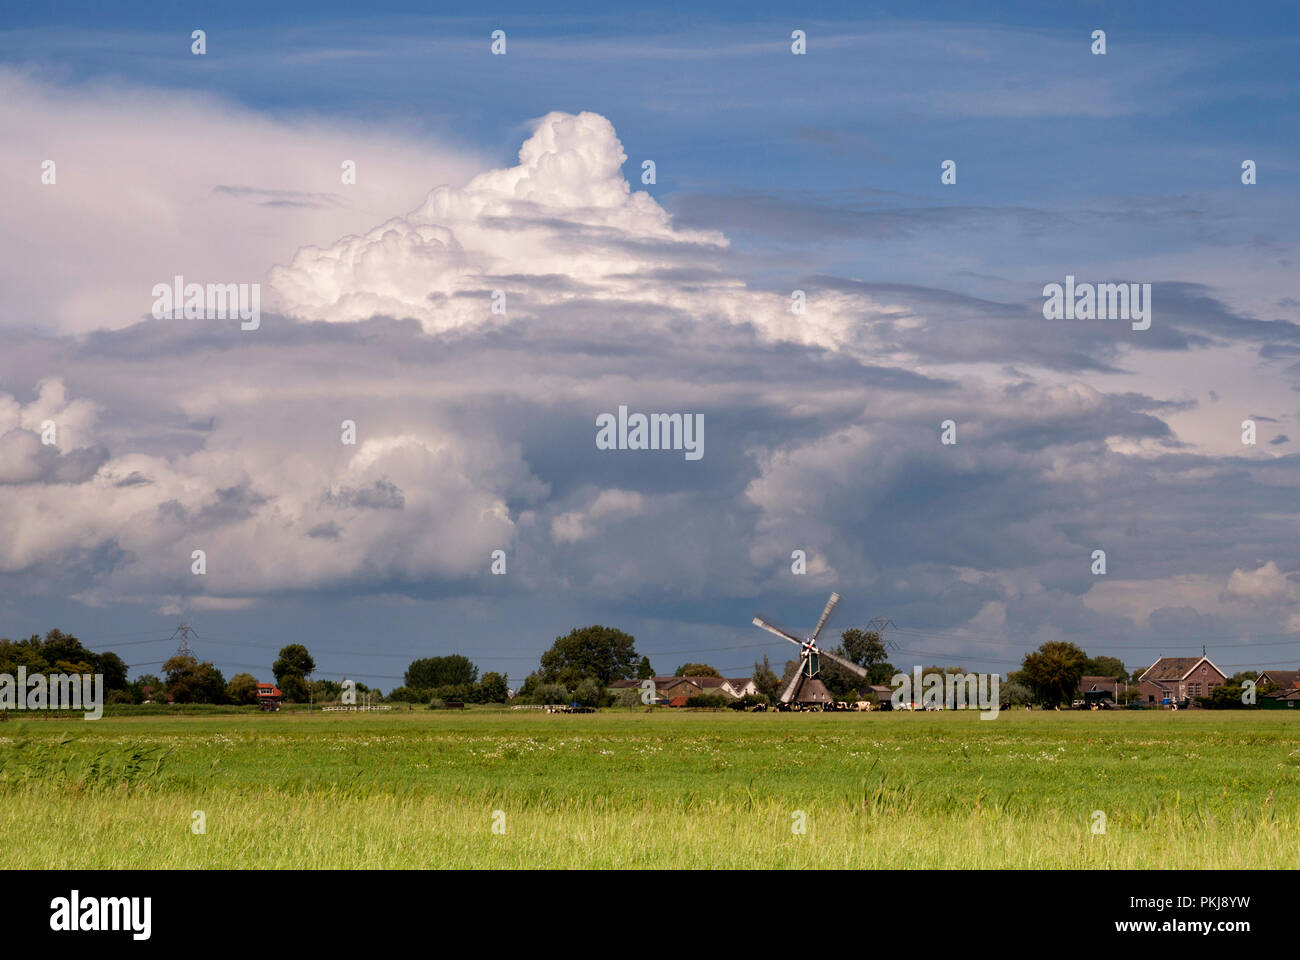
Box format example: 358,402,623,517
1257,670,1300,690
1078,675,1123,691
1139,656,1225,683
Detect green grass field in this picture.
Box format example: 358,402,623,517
3,708,1297,868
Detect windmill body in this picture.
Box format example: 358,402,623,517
754,592,869,710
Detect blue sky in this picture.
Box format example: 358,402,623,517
1,1,1299,688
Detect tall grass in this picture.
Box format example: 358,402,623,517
2,710,1296,868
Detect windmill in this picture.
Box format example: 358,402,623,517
752,592,869,709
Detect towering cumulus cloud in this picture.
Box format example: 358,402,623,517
269,111,869,354
273,112,722,331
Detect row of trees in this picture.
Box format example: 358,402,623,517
0,630,129,694
509,623,900,708
516,625,648,706
21,626,1272,714
133,645,380,705
387,654,509,704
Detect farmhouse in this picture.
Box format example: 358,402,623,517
1137,656,1226,705
1077,675,1124,704
256,682,284,711
608,675,757,701
1255,669,1300,693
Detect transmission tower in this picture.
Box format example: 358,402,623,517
866,616,898,651
171,623,196,658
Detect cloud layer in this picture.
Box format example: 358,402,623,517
4,98,1300,674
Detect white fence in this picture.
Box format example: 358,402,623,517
320,704,394,712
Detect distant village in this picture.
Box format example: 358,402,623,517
1,627,1295,715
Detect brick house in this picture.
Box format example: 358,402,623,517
1137,656,1226,705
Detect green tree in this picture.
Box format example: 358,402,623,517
226,672,260,704
1201,684,1251,709
573,677,606,707
272,644,315,701
752,655,781,703
162,654,227,704
1000,679,1033,705
476,671,509,703
613,688,644,707
537,625,640,689
278,673,311,703
635,656,654,680
819,647,866,699
405,655,478,691
839,627,896,684
674,662,721,677
1019,642,1088,707
95,651,129,691
0,629,130,691
132,673,164,702
312,679,342,701
1081,655,1129,683
533,682,569,705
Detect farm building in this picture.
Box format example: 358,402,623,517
1262,687,1300,708
1137,656,1226,705
1256,669,1300,693
256,682,284,710
1256,670,1300,708
864,683,894,708
1077,675,1124,704
608,675,758,701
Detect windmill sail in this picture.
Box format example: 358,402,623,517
810,592,840,642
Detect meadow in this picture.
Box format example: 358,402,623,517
2,708,1297,868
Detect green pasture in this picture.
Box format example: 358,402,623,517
2,708,1296,868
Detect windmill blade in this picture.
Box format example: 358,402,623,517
780,658,805,703
810,592,841,643
818,646,870,679
752,616,802,646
